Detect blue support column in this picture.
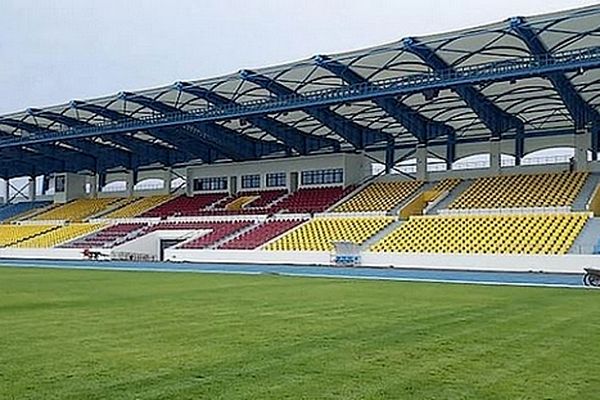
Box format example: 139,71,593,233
385,138,395,174
446,131,456,170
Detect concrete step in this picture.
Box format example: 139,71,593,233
427,180,472,214
390,182,433,215
572,173,600,211
570,217,600,254
209,221,260,249
360,218,402,251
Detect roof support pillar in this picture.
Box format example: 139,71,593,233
88,174,98,198
490,137,502,174
446,132,456,171
3,179,9,204
98,172,107,192
42,175,51,196
125,170,136,197
416,143,428,181
385,139,395,174
575,128,589,171
28,176,37,201
515,126,525,166
592,124,599,162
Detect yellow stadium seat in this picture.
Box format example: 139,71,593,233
32,198,127,221
103,195,172,218
370,213,589,255
0,224,56,247
265,216,395,251
448,172,588,209
14,223,105,248
335,181,423,212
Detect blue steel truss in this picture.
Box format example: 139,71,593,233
401,37,524,136
510,16,600,129
121,92,286,161
0,5,599,178
175,81,339,154
239,69,389,149
313,55,454,143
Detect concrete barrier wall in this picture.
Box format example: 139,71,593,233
165,249,331,265
1,246,598,274
361,252,600,274
0,248,85,260
166,249,600,273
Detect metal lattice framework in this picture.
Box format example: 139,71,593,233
2,5,600,178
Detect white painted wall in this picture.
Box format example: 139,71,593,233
163,248,600,274
165,249,331,265
113,230,204,259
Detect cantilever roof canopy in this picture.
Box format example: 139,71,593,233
1,5,600,178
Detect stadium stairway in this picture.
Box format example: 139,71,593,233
426,180,472,214
207,221,259,249
326,175,379,212
360,218,403,250
391,182,435,215
569,217,600,254
572,173,600,211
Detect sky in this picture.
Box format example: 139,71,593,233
0,0,598,114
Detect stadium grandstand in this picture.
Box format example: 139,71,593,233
2,4,600,273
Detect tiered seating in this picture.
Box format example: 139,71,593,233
273,186,352,214
371,213,589,255
265,216,394,251
432,178,461,193
224,195,258,210
177,221,254,249
201,190,289,215
449,172,588,209
32,198,124,221
15,223,105,248
219,219,306,250
242,190,287,209
103,195,172,218
335,181,422,212
0,201,51,222
141,193,227,217
0,224,56,247
61,223,147,248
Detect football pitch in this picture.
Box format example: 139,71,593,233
1,266,599,399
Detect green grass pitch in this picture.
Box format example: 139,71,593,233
1,266,599,399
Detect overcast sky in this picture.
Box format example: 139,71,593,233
0,0,597,114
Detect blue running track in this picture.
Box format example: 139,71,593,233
0,258,588,289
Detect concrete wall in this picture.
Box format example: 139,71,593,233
54,173,86,203
165,249,331,265
186,153,370,194
163,248,599,274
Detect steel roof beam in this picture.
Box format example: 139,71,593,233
402,37,524,137
511,17,600,129
0,118,97,172
239,69,389,149
69,101,191,165
26,109,133,169
176,82,339,154
122,93,285,161
314,55,455,143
